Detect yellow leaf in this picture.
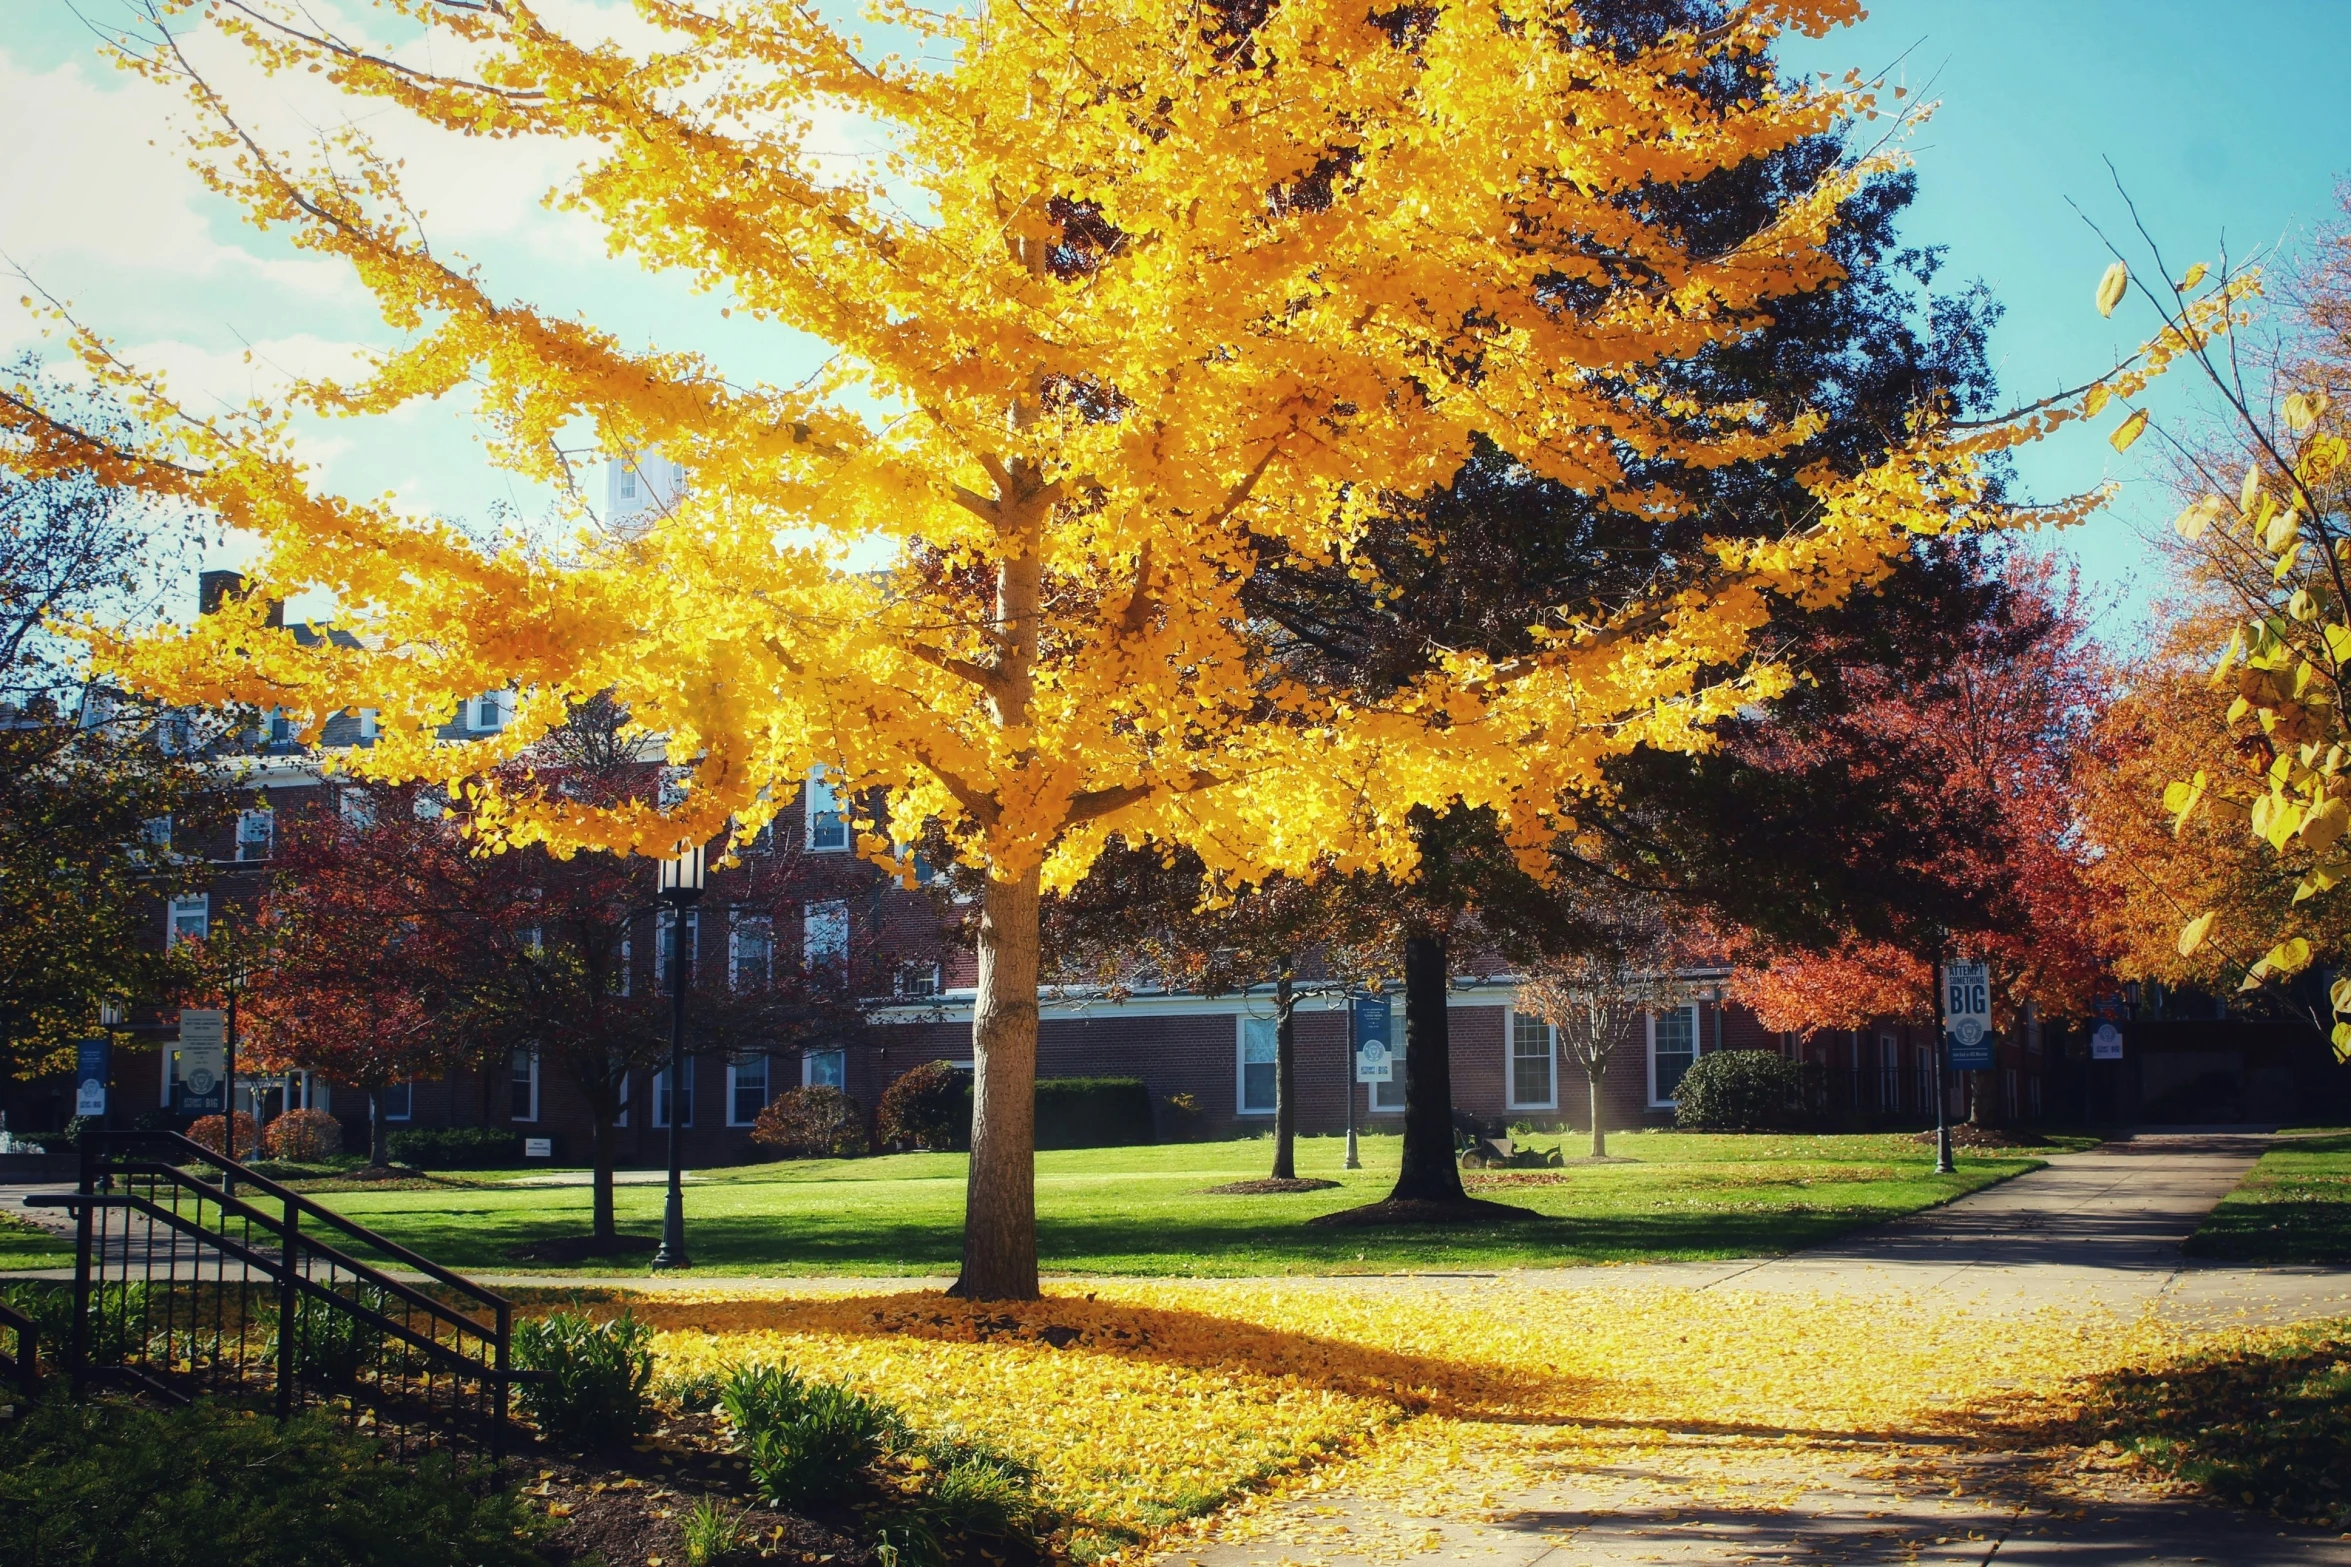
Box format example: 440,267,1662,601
2267,936,2314,975
2331,976,2351,1014
2096,260,2129,317
2283,391,2330,435
2297,796,2349,853
2165,769,2209,835
2180,262,2209,290
2176,910,2216,957
2109,409,2148,452
2173,494,2224,540
2208,627,2244,687
2332,1022,2351,1064
2241,466,2263,515
2083,384,2111,418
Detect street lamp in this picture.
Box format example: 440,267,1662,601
651,842,705,1271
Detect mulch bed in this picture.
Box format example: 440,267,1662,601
1304,1196,1541,1227
1201,1178,1343,1195
511,1234,661,1264
524,1410,868,1567
1462,1171,1572,1189
1908,1125,2053,1151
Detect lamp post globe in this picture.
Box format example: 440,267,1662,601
651,842,705,1272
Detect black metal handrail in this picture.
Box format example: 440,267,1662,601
0,1296,35,1399
22,1129,522,1462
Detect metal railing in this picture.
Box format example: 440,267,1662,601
23,1130,520,1462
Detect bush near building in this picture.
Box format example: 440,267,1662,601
264,1108,345,1162
1672,1050,1805,1133
878,1061,969,1152
385,1126,523,1170
1036,1078,1155,1150
752,1087,871,1159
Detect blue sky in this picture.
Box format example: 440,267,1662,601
3,0,2347,642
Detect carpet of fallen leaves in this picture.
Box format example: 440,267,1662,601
604,1279,2313,1562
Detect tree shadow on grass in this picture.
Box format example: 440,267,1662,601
619,1290,1573,1421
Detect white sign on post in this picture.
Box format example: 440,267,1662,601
1942,959,1995,1071
178,1009,226,1048
2091,1023,2124,1060
523,1137,553,1159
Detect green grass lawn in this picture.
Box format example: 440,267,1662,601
2186,1130,2351,1265
307,1128,2071,1277
0,1210,72,1270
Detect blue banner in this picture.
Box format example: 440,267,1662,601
1352,995,1394,1083
74,1037,110,1118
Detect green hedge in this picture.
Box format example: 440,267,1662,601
1671,1049,1803,1132
385,1126,524,1169
1034,1077,1154,1150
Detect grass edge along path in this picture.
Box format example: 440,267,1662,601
306,1130,2067,1279
2185,1129,2351,1265
0,1210,70,1270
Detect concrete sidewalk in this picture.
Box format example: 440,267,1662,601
1158,1131,2351,1567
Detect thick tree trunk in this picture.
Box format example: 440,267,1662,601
1270,970,1297,1181
590,1110,617,1243
368,1090,389,1166
1390,933,1467,1202
1587,1065,1608,1160
952,866,1042,1300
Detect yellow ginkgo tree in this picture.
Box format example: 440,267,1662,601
2,0,2172,1295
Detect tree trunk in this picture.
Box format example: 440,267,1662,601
1390,933,1467,1202
368,1089,389,1166
590,1108,618,1243
1270,969,1297,1181
952,866,1042,1300
1588,1064,1608,1160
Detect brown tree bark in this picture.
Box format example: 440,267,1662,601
1270,968,1297,1181
1390,933,1467,1202
367,1089,389,1167
589,1108,618,1243
952,865,1042,1299
1587,1066,1608,1160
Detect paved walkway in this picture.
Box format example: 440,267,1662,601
1159,1131,2351,1567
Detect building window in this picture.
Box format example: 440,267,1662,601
894,962,943,999
609,938,632,997
802,1049,846,1090
654,1064,694,1128
620,467,637,499
1370,1011,1407,1113
616,1072,630,1128
236,806,275,861
729,1056,770,1125
1917,1044,1935,1112
383,1081,413,1122
144,814,172,852
1238,1016,1278,1115
1879,1032,1901,1111
510,1050,539,1122
655,909,699,989
339,789,377,830
805,766,848,851
804,900,849,972
167,894,209,948
730,914,774,991
470,691,507,732
1509,1010,1556,1109
1648,1005,1698,1107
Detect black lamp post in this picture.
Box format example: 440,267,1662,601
651,842,705,1272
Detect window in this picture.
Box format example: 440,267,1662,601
1509,1011,1556,1109
414,788,447,821
144,815,172,850
802,1049,846,1090
383,1081,413,1122
620,467,637,499
805,766,848,851
510,1049,539,1122
358,708,379,742
236,807,275,861
167,894,209,948
804,900,849,972
1370,1012,1406,1112
729,1056,770,1125
654,1064,694,1128
895,962,943,999
1878,1032,1901,1111
1238,1016,1278,1115
470,691,507,732
339,789,377,830
609,938,632,997
730,914,774,991
1648,1005,1698,1107
267,709,292,748
1917,1044,1935,1112
615,1072,630,1128
655,909,700,989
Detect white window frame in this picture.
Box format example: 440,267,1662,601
655,909,699,989
1506,1006,1558,1110
801,1048,846,1090
804,765,849,852
383,1081,413,1122
470,690,508,732
610,937,633,998
803,899,849,972
236,806,275,862
1369,1010,1407,1114
615,1071,630,1128
166,893,209,948
1646,1004,1700,1109
654,1063,695,1128
894,961,943,999
510,1049,540,1123
1878,1031,1901,1110
727,1055,771,1126
1237,1015,1279,1116
339,789,377,830
730,913,774,991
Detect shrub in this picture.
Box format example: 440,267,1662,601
720,1362,905,1509
511,1310,655,1448
1034,1077,1153,1150
0,1396,544,1567
1671,1049,1804,1132
752,1085,869,1158
264,1108,345,1162
274,1283,393,1386
1,1280,150,1370
385,1126,521,1169
877,1061,968,1152
681,1497,748,1567
655,1367,730,1413
186,1111,262,1160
